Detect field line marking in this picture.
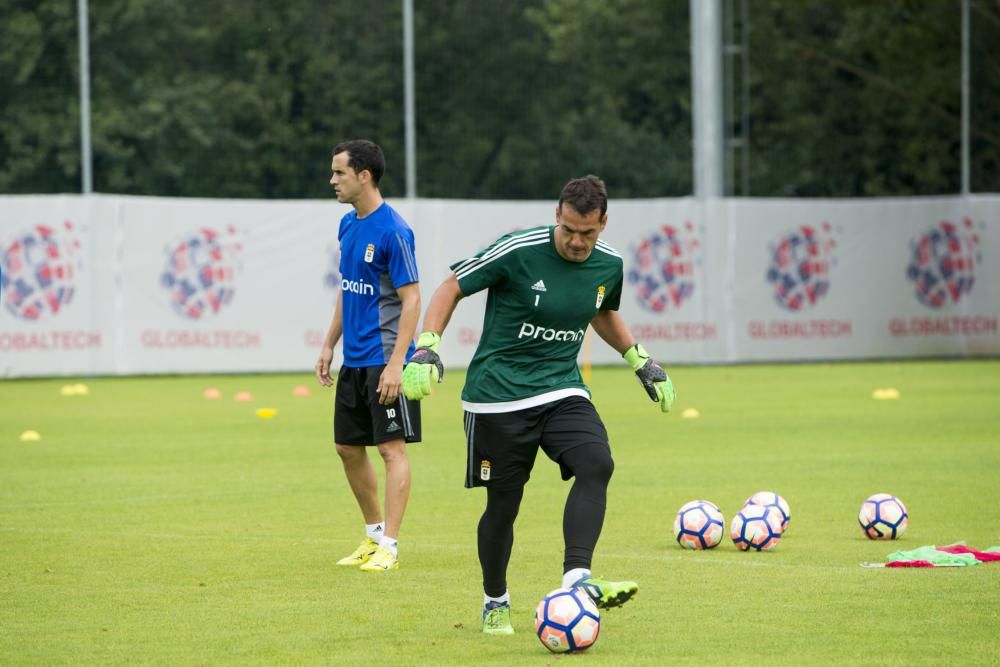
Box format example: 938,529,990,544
0,489,299,510
0,525,340,544
1,525,864,570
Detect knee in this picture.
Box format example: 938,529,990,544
484,484,525,521
578,448,614,484
335,444,363,463
376,441,409,466
596,452,615,483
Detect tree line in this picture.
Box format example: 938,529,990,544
1,0,997,199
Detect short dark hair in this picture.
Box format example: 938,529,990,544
332,139,385,187
558,175,608,219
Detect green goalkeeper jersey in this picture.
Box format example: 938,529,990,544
451,225,624,412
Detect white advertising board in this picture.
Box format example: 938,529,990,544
2,194,997,377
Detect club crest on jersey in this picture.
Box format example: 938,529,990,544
596,285,606,308
480,459,491,481
364,243,375,263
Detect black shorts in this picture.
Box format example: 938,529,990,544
462,396,609,489
334,366,422,446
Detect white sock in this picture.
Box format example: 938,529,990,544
484,591,510,606
562,568,590,589
379,535,398,556
366,522,385,540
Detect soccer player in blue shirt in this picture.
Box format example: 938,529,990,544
315,140,422,572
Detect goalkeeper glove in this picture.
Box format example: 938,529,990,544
402,332,444,400
623,343,674,413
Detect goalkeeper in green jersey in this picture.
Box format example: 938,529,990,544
402,175,674,635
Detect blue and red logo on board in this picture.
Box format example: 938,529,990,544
1,222,82,321
160,226,243,320
628,222,701,313
766,223,838,311
906,218,982,309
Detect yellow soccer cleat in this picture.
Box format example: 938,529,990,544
336,538,379,566
359,545,399,572
572,575,638,609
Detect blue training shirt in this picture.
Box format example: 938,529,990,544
338,202,419,367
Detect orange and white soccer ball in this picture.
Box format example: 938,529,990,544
858,493,908,540
534,588,600,653
743,491,791,533
672,500,725,550
730,504,783,551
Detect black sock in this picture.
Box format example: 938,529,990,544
478,484,524,598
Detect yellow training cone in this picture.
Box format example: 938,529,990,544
872,388,900,400
20,430,42,441
255,408,277,419
681,408,701,419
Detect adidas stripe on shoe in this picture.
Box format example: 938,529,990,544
359,545,399,572
336,538,379,566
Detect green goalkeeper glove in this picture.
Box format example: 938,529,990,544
402,332,444,400
623,343,674,413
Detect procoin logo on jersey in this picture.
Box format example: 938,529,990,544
596,285,606,308
341,276,375,296
517,322,585,342
364,243,375,263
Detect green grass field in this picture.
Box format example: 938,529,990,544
3,361,999,665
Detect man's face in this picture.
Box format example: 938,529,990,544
330,152,363,204
554,203,607,262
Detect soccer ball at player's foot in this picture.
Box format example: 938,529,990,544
730,504,783,551
534,588,600,654
672,500,725,550
743,491,792,533
858,493,908,540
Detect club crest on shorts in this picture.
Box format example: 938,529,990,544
364,243,375,263
595,285,606,308
480,459,491,481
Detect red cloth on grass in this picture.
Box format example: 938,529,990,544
935,545,1000,562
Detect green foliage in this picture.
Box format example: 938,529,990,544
525,0,692,196
0,0,997,197
748,0,1000,195
84,0,404,198
970,1,1000,192
2,361,999,664
414,0,692,198
0,0,79,193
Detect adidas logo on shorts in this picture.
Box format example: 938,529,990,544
531,280,547,292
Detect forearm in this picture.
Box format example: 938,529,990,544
323,292,344,350
315,291,342,387
589,310,636,355
401,276,461,400
387,285,422,368
592,310,674,412
420,274,464,336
